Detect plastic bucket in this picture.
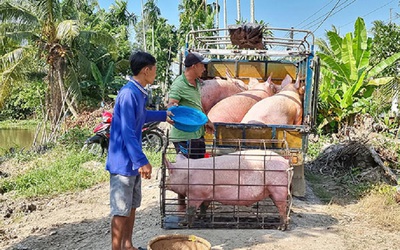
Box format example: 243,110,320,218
168,106,208,132
148,234,211,250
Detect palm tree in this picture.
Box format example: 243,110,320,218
143,0,161,54
178,0,214,48
108,0,136,27
0,0,115,142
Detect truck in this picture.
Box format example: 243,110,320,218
187,24,319,196
160,23,320,229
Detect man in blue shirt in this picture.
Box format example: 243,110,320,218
106,51,172,250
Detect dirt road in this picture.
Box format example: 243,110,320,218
1,167,399,250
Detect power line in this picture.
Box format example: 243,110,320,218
301,0,356,31
338,0,396,29
295,0,336,27
312,0,342,33
283,0,342,38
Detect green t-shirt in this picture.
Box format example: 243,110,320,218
168,74,205,141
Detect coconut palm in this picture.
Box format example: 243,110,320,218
0,0,115,142
178,0,215,48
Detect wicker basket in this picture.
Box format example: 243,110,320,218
148,234,211,250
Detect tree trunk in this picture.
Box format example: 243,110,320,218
141,0,147,51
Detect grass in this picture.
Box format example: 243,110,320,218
0,119,39,129
0,143,169,198
352,184,400,232
0,149,107,198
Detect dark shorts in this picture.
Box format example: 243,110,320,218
173,137,206,159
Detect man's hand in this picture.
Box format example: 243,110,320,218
205,120,215,134
166,110,174,125
138,163,152,179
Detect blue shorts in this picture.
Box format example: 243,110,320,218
110,174,142,217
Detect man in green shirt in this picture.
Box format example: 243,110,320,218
167,52,214,210
168,52,214,158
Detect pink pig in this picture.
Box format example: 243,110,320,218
241,74,305,125
207,76,276,123
200,77,248,114
164,149,292,230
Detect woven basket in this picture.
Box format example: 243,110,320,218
148,234,211,250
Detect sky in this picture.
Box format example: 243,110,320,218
98,0,400,39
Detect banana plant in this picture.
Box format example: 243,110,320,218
317,17,400,129
90,61,115,102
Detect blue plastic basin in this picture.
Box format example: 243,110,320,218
168,106,208,132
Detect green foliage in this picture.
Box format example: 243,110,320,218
0,151,107,198
370,184,398,205
317,18,400,131
0,119,38,129
0,80,45,120
177,0,215,48
59,127,92,151
306,134,333,160
0,141,168,198
90,61,115,101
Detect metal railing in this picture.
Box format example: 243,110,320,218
185,26,315,59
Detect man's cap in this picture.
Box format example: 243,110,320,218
184,52,210,67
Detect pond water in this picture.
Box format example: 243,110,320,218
0,128,37,150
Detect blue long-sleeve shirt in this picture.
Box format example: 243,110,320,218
105,80,167,176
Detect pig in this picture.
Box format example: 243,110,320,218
200,77,248,114
207,76,276,123
241,74,305,125
164,149,292,230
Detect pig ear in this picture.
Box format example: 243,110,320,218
280,74,292,88
294,74,300,89
266,75,272,83
225,68,234,83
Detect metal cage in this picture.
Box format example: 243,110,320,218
159,138,293,230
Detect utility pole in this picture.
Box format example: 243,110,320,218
224,0,227,36
250,0,254,23
236,0,240,22
215,0,219,29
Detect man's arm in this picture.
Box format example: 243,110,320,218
167,98,179,108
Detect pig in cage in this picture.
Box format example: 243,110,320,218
159,138,294,230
